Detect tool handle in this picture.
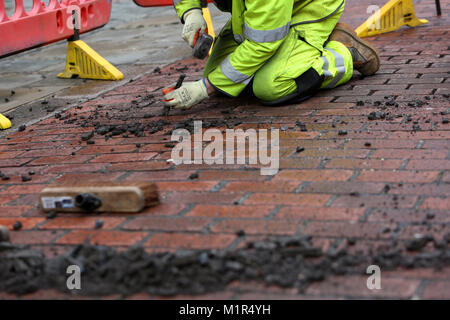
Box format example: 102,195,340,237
175,74,186,89
193,27,209,47
162,74,186,102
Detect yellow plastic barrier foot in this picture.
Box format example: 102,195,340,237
202,6,215,55
58,40,124,80
356,0,428,38
0,113,12,130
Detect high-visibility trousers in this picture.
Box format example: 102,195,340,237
203,5,353,104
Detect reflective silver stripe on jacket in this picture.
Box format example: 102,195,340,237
172,0,181,6
291,0,345,27
320,57,333,79
324,47,346,88
243,22,290,43
220,55,254,85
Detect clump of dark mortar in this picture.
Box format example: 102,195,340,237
0,234,449,297
368,111,386,121
12,222,22,231
408,101,427,108
81,131,94,141
296,121,307,132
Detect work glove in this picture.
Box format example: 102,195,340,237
182,9,207,47
163,79,209,110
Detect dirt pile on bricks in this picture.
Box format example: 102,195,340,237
1,235,449,297
357,90,450,126
46,60,247,145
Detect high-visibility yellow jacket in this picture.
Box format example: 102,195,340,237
173,0,345,97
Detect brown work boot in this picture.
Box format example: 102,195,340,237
329,23,380,76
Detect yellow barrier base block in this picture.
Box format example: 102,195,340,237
356,0,428,38
0,113,12,130
58,40,123,80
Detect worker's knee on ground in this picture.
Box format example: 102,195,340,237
252,78,279,102
323,40,354,87
252,74,294,102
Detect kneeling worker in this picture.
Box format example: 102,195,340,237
163,0,380,109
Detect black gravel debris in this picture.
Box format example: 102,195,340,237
385,99,396,107
46,211,58,220
21,175,32,182
408,101,427,108
296,121,308,132
94,220,104,230
81,131,94,141
405,235,433,252
188,173,199,180
12,222,22,231
0,235,448,297
368,111,386,121
95,126,110,135
236,230,246,237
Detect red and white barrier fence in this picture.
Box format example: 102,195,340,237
0,0,112,58
134,0,212,8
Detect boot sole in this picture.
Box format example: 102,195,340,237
332,23,381,76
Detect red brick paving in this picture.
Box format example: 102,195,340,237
0,0,449,299
305,275,421,299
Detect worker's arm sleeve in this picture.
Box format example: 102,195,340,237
173,0,202,23
208,0,294,97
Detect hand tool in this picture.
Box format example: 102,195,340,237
193,29,214,60
39,181,159,213
200,0,216,57
162,73,186,116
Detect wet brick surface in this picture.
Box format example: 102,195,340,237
0,0,449,299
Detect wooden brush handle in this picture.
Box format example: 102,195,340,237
39,182,159,213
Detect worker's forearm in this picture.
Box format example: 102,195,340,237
174,0,202,23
